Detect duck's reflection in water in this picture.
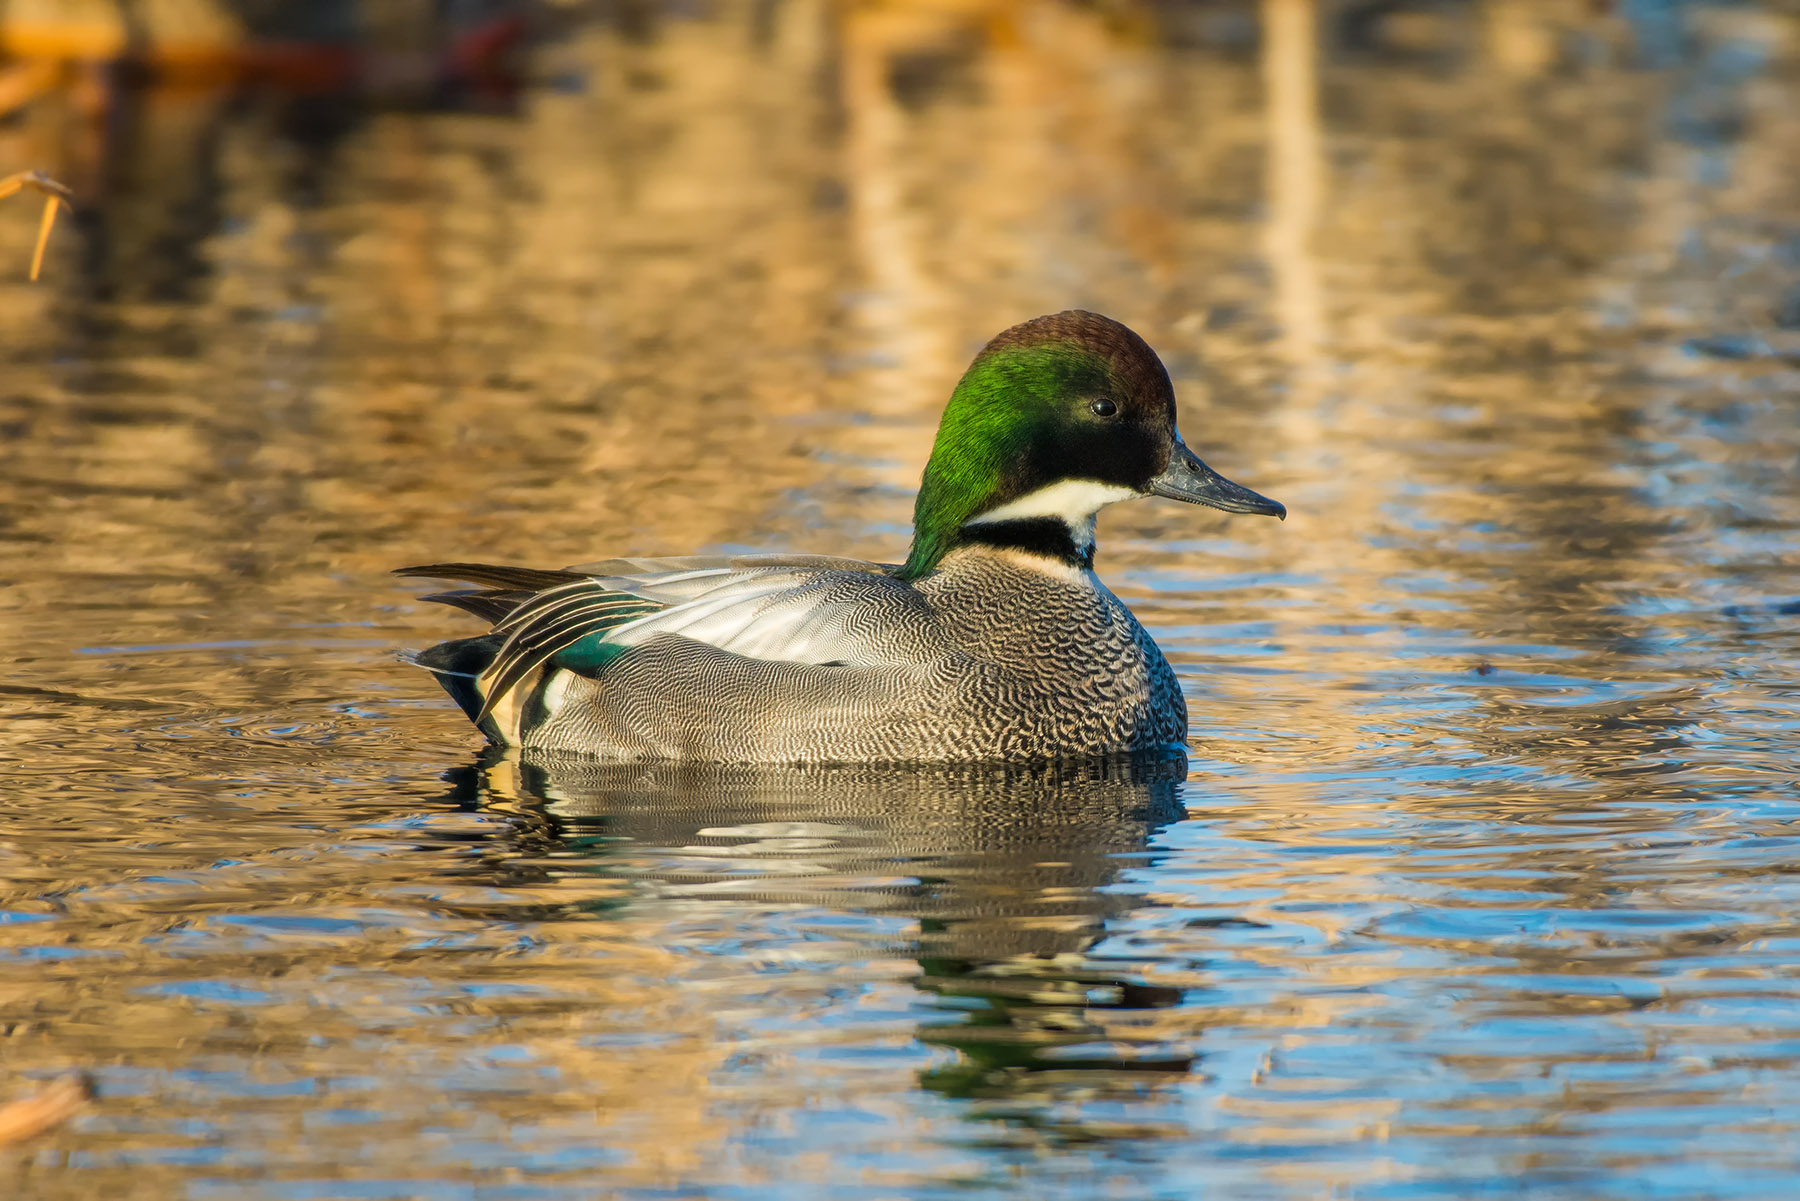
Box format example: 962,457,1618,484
473,751,1195,1105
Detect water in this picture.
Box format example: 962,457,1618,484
2,1,1799,1197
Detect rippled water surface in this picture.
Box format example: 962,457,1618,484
4,2,1800,1197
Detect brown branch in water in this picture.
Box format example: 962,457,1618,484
0,171,74,281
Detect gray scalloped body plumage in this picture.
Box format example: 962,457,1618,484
399,310,1285,763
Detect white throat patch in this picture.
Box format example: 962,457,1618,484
966,479,1141,529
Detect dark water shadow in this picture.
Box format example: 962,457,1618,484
463,750,1198,1110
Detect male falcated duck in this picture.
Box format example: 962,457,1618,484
400,311,1284,762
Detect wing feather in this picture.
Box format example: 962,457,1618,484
395,562,591,591
476,585,665,723
402,555,934,733
492,580,651,633
563,554,894,605
419,589,529,623
562,553,891,577
604,568,941,666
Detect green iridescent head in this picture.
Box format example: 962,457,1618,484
899,310,1283,579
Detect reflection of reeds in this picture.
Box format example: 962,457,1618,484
0,0,521,98
0,0,242,66
1261,0,1324,382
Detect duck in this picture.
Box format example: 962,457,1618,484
398,310,1285,762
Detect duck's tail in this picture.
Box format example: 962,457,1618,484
399,634,507,741
395,562,666,746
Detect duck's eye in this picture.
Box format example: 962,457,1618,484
1089,398,1118,418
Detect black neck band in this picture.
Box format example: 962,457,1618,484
959,518,1094,570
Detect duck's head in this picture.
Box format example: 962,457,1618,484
900,310,1284,578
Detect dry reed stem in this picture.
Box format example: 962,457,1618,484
0,170,74,280
0,1075,92,1146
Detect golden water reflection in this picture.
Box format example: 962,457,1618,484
1,0,1799,1196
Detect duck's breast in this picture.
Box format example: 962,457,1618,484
920,554,1187,754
